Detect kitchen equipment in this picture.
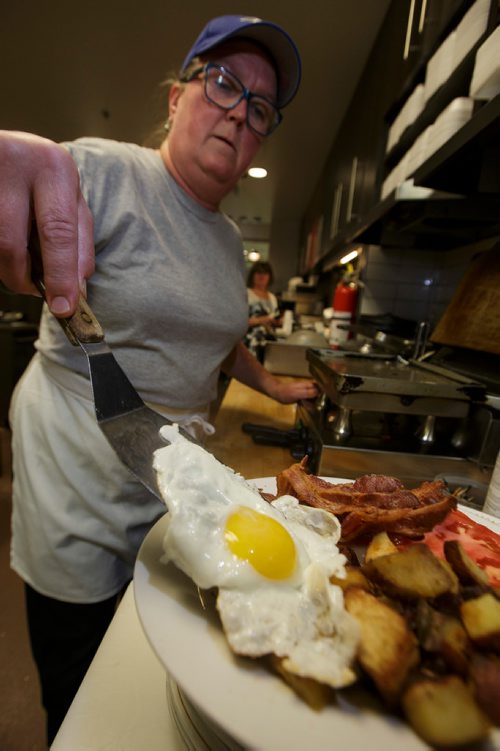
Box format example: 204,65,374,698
248,297,499,498
431,248,500,355
412,321,430,359
281,309,293,336
263,342,315,377
308,350,484,416
328,311,351,348
292,347,496,493
263,329,328,377
329,315,422,359
29,231,194,499
280,289,323,316
285,329,327,347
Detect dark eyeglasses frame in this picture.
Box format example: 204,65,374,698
180,62,282,137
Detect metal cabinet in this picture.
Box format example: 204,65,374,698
303,0,425,264
301,0,499,271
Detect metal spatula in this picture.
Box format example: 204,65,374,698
29,228,195,499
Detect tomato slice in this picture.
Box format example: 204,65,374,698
399,509,500,587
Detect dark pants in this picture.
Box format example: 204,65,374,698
25,583,125,745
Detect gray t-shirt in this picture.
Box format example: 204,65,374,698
10,138,250,602
36,138,248,409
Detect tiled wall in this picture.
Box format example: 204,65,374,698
359,240,498,329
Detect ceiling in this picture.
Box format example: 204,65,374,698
1,0,391,242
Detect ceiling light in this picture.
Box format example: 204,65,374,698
340,249,360,265
248,249,261,262
248,167,267,179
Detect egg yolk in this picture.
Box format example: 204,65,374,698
224,506,296,580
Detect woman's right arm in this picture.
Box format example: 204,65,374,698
0,131,95,316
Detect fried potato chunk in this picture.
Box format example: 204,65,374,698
437,558,460,595
444,540,490,587
468,653,500,725
362,543,454,600
460,593,500,651
268,655,333,710
344,587,419,706
330,565,371,592
415,600,470,675
402,675,490,748
439,618,471,676
364,531,398,563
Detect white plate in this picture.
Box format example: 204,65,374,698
134,477,500,751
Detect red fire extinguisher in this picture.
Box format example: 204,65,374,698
333,263,358,316
329,266,358,348
333,279,358,315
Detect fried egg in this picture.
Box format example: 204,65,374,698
153,424,359,688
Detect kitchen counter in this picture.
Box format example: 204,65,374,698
51,583,176,750
206,376,301,479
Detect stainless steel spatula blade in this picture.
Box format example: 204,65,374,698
63,324,196,499
80,340,190,498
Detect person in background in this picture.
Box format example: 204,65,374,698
0,15,318,743
244,260,282,360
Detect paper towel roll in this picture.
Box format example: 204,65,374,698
483,449,500,517
282,310,293,336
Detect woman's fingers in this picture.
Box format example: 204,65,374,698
0,131,94,316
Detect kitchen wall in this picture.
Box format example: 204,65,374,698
269,219,303,293
359,238,499,329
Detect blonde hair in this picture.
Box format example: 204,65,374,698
142,58,203,148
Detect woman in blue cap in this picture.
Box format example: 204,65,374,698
0,14,317,744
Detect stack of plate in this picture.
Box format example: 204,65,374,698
470,24,500,99
166,674,244,751
425,97,475,159
386,84,425,154
423,0,489,103
381,94,474,198
403,126,433,177
382,0,493,200
453,0,490,70
424,31,457,103
381,155,410,199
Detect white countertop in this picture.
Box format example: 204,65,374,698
50,583,184,751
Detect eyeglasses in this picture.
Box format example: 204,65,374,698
181,63,282,137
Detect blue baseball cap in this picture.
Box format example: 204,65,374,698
181,15,301,108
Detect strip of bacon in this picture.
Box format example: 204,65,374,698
277,459,418,511
275,459,456,543
339,495,456,542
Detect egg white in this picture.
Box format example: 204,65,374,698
153,425,360,688
154,425,310,590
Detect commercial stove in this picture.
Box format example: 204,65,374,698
294,348,499,505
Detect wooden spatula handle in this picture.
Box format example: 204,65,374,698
29,224,104,345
